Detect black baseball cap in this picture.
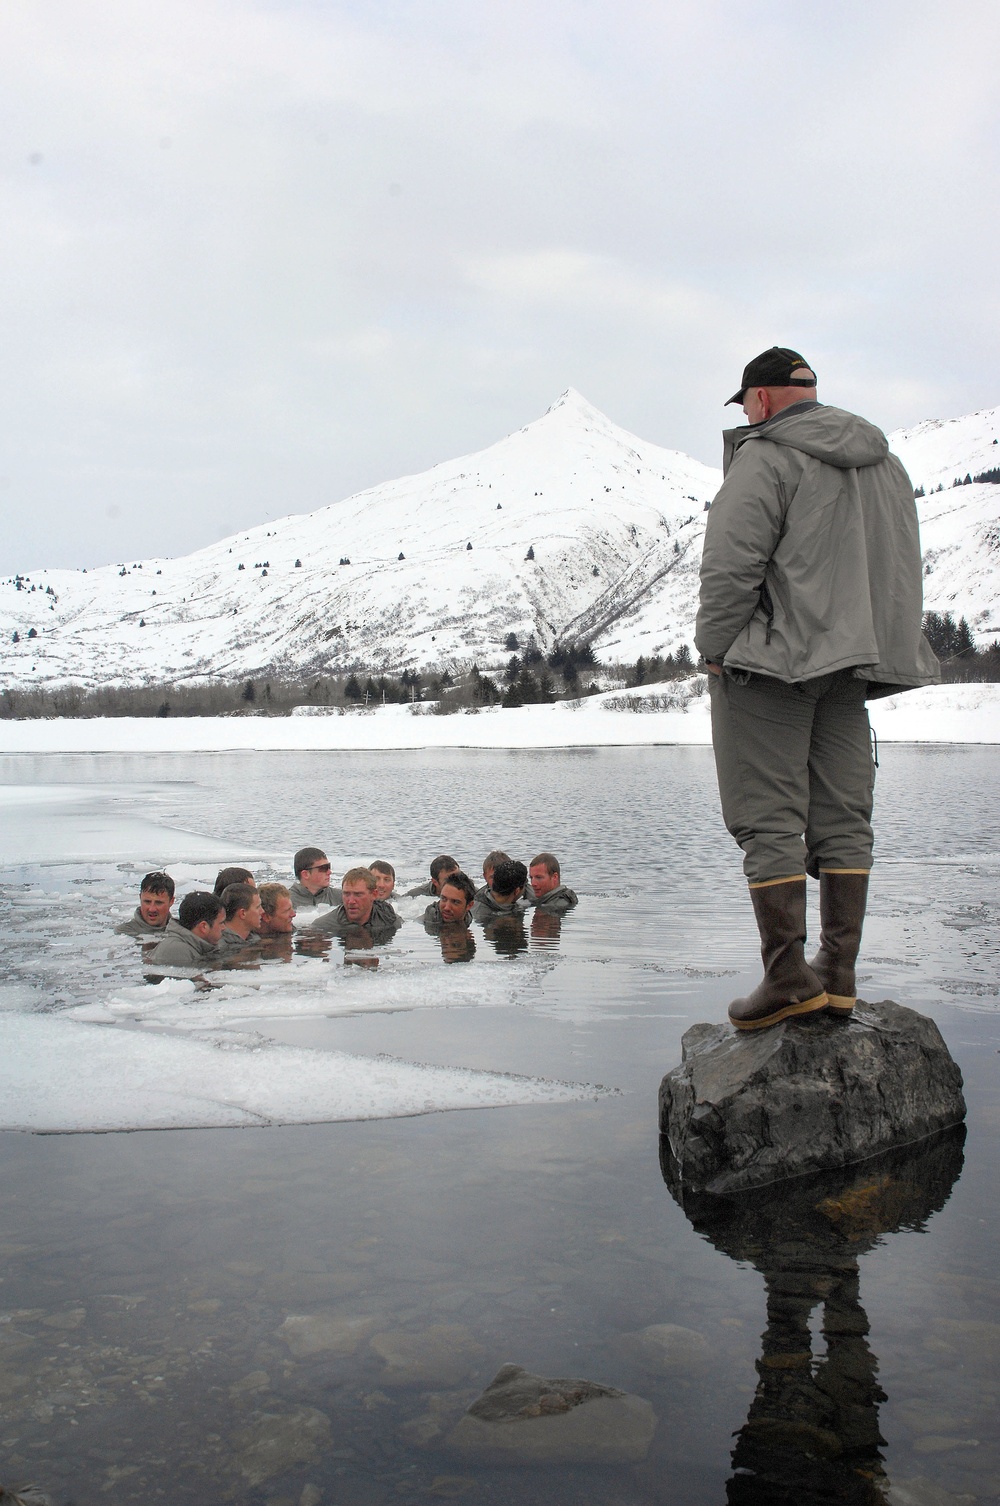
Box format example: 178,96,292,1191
726,347,816,406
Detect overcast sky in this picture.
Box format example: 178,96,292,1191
2,0,999,573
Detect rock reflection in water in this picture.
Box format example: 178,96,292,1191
661,1129,966,1505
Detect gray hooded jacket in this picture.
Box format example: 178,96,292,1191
528,884,578,914
289,880,342,908
146,927,220,968
115,909,183,938
307,898,401,941
472,892,526,923
696,403,940,696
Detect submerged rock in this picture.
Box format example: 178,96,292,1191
444,1363,656,1464
613,1322,709,1374
659,999,965,1195
231,1406,331,1486
371,1325,483,1387
277,1311,380,1359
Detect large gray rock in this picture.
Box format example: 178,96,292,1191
659,999,965,1195
444,1363,656,1464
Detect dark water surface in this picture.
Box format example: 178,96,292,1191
1,745,999,1505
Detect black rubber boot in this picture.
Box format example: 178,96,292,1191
809,870,870,1016
729,879,828,1031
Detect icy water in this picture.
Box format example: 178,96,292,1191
1,744,999,1506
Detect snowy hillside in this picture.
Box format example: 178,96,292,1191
2,392,999,692
0,390,718,690
890,406,1000,634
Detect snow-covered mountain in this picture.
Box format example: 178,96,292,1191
2,392,999,691
0,390,718,689
890,406,1000,634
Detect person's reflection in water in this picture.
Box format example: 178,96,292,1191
530,908,562,947
259,932,294,962
481,912,528,957
661,1129,965,1505
439,927,477,964
342,931,380,969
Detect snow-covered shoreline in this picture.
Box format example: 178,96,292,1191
0,680,998,752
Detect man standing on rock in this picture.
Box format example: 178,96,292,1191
696,347,939,1030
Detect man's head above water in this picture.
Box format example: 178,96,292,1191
293,847,332,895
490,859,527,904
138,871,175,927
438,872,476,924
259,882,296,935
178,891,226,945
341,866,377,926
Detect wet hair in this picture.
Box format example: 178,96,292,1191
439,871,476,906
491,859,527,898
342,865,377,891
483,849,510,877
429,854,459,881
140,871,175,899
178,891,225,931
213,866,254,897
293,846,327,878
221,882,257,922
258,882,290,917
370,860,395,880
530,852,560,877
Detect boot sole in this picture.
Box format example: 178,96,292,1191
730,992,829,1031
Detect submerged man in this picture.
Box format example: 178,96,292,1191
423,871,476,931
146,891,226,968
406,854,459,899
215,882,263,953
474,849,511,902
258,882,296,937
697,346,939,1030
308,866,401,942
370,860,396,901
213,866,255,898
289,847,342,908
527,852,578,914
115,871,180,937
472,859,527,922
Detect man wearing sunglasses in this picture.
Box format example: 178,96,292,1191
289,847,342,909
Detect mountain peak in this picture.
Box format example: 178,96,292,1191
543,387,610,424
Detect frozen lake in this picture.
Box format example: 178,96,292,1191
1,745,999,1505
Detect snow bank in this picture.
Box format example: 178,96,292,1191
1,681,998,751
0,1013,607,1134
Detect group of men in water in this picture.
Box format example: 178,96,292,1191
115,846,578,969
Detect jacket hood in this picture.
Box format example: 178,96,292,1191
729,403,889,471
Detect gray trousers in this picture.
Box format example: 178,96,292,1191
708,668,875,884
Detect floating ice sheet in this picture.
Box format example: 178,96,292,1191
0,1014,609,1134
0,782,250,865
64,955,536,1030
